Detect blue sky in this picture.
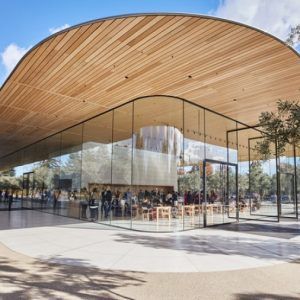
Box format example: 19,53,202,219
0,0,300,86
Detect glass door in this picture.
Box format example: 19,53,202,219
203,160,238,226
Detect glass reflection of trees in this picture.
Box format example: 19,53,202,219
0,95,298,228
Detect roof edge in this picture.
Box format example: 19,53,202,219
1,12,299,91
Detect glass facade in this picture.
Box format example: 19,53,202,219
0,95,298,231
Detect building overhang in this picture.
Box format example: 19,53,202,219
0,13,299,158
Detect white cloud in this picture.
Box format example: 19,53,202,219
214,0,300,48
49,24,70,35
0,43,31,78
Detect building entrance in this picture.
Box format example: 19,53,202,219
203,159,238,226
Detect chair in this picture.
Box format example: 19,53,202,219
156,206,171,223
141,206,152,221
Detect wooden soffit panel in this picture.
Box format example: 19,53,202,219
0,13,299,157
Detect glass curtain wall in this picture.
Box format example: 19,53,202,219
205,111,238,226
296,146,300,217
0,95,297,230
132,97,184,231
59,125,83,218
41,133,62,213
111,103,133,229
182,102,205,230
0,151,23,210
236,127,279,221
279,144,297,218
81,112,113,224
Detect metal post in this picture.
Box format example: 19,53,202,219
203,110,207,227
293,144,298,219
275,137,281,222
203,160,207,227
235,125,239,223
130,102,134,230
226,131,230,221
248,138,252,215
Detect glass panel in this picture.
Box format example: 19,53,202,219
41,134,62,213
204,110,237,224
205,161,237,226
296,147,300,216
132,96,183,231
1,96,292,229
205,111,237,163
237,127,255,220
30,141,48,210
111,103,133,229
248,137,278,219
236,127,279,221
0,151,23,210
22,145,36,209
182,102,205,229
279,143,297,218
13,151,24,210
82,112,113,223
59,125,83,218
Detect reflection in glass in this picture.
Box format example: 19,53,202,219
279,143,297,218
59,125,82,218
111,103,133,228
132,97,183,231
82,112,113,223
0,95,298,230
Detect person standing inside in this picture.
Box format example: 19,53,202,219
101,187,106,218
8,191,13,211
104,186,112,218
4,190,9,203
89,188,98,221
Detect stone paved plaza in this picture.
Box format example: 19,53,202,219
0,210,300,299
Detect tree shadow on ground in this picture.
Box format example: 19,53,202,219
219,222,300,239
114,232,300,262
0,255,145,300
235,292,300,300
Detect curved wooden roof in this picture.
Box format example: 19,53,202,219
0,13,299,157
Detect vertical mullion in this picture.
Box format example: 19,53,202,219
293,144,298,219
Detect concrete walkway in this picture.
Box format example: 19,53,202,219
1,239,300,299
0,210,300,273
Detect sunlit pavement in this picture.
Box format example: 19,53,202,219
0,210,300,273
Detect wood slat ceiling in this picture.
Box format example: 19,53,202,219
0,13,299,158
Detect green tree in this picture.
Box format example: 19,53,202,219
256,100,300,158
238,173,249,198
249,162,273,200
34,158,60,189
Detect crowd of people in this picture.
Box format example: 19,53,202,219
80,187,179,220
0,185,235,218
76,186,225,220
